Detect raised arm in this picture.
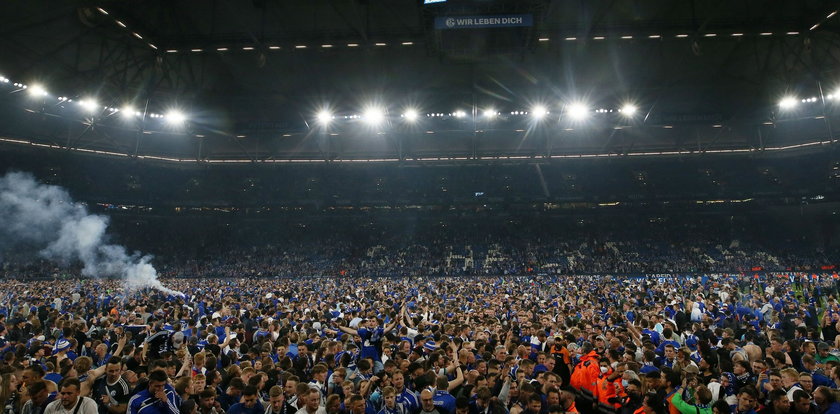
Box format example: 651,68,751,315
336,323,359,336
447,366,465,391
176,352,192,378
402,306,416,329
112,335,127,358
81,364,108,396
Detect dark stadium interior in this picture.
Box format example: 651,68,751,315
2,1,840,277
5,5,840,414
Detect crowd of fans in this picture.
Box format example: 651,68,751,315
2,215,837,280
0,274,840,414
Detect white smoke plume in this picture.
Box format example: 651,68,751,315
0,171,183,296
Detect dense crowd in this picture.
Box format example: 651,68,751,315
5,210,837,281
0,274,840,414
2,232,836,280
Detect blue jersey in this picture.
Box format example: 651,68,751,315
433,390,456,414
357,327,384,360
128,384,180,414
228,402,265,414
396,388,419,413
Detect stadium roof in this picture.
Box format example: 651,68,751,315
0,0,838,161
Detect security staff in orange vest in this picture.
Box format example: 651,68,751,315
570,343,601,399
559,391,579,414
619,380,644,414
595,360,626,413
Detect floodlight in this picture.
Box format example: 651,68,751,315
567,103,589,120
531,105,548,119
620,104,638,116
28,84,47,97
454,110,467,118
778,96,798,110
121,105,138,117
363,107,385,125
79,99,99,113
316,110,333,124
165,110,187,124
403,109,419,121
484,109,496,119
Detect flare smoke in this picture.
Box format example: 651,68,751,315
0,171,182,296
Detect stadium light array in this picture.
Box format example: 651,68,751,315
165,110,187,124
363,107,385,125
778,96,798,110
316,110,334,124
4,70,839,136
531,105,548,119
121,105,142,118
567,103,590,120
403,109,419,122
28,84,47,97
79,99,99,113
620,104,638,116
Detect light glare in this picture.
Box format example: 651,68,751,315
316,110,333,124
620,104,638,116
80,99,99,113
531,105,548,119
121,106,137,117
779,96,798,110
363,107,385,125
567,103,589,120
165,110,187,124
28,84,47,97
403,109,419,121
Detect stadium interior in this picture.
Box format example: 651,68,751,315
1,1,840,276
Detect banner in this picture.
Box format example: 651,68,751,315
435,14,533,30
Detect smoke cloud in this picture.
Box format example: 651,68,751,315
0,171,182,296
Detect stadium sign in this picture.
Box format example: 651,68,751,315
435,14,533,30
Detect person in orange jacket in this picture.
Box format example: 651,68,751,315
562,391,579,414
595,362,627,412
571,343,602,399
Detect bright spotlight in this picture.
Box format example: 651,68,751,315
165,110,187,124
28,84,48,97
121,105,137,117
778,96,798,110
363,107,385,125
620,104,638,116
454,110,467,118
567,103,589,120
316,110,333,124
79,99,99,113
403,109,419,122
484,109,496,119
531,105,548,119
